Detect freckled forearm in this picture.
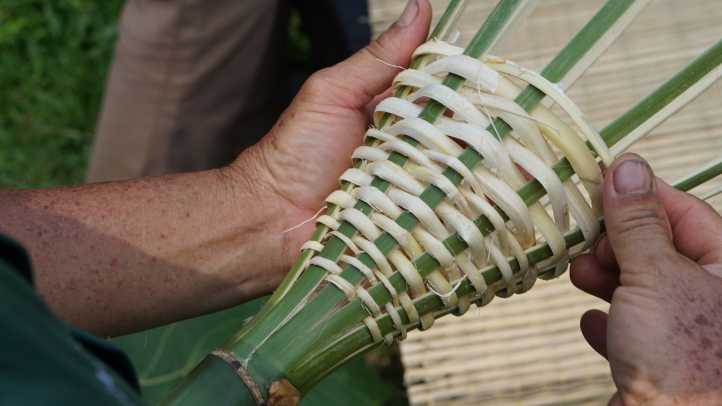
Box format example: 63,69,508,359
0,168,288,337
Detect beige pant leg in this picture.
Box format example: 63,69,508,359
87,0,287,182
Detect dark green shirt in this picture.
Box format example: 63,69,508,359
0,234,146,405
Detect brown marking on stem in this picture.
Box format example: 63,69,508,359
267,379,301,406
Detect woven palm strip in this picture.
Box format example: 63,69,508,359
299,41,611,346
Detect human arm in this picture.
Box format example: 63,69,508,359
570,153,722,405
0,0,431,338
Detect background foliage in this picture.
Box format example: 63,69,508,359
0,1,405,404
0,0,121,188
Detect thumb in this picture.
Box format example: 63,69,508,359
603,154,676,277
318,0,432,109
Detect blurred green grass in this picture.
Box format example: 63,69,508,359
0,0,123,188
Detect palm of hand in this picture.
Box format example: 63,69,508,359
228,9,433,269
257,74,376,215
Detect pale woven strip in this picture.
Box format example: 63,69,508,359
299,42,607,345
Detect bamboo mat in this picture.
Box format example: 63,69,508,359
367,1,722,405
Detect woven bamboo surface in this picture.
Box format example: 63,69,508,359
367,0,722,405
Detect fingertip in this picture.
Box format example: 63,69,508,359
602,154,676,274
570,254,620,303
396,0,419,27
384,0,432,52
593,233,619,272
417,0,433,28
329,0,431,108
364,87,393,124
396,0,433,27
580,309,609,359
569,254,595,288
607,153,655,198
656,179,722,264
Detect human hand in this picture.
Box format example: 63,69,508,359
227,0,432,268
570,153,722,405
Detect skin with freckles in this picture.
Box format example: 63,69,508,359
0,0,432,338
570,153,722,406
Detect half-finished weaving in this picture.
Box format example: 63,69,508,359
158,1,722,404
301,41,614,345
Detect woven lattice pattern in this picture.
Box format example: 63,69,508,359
300,42,612,344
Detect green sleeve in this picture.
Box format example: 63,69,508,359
0,234,146,405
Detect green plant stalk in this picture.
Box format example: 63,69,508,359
296,157,722,390
675,156,722,194
159,357,257,405
222,0,474,359
280,33,722,390
260,0,642,373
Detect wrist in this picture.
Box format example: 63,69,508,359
224,143,314,277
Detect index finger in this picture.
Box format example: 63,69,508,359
657,180,722,265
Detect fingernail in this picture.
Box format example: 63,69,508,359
613,159,653,195
397,0,418,27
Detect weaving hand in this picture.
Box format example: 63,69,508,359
228,0,432,271
571,153,722,405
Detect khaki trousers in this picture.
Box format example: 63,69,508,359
87,0,289,182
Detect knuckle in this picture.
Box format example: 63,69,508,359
364,31,405,68
618,245,683,288
304,68,334,92
625,249,678,270
298,68,350,105
696,198,722,221
613,205,669,237
365,37,391,62
612,285,664,309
